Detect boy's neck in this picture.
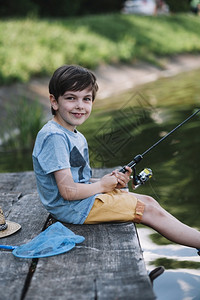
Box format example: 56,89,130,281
53,116,76,132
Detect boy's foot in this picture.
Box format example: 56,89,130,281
149,266,165,284
197,248,200,256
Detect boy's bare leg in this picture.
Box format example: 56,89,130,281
132,193,200,249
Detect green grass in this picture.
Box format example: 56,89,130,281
0,13,200,84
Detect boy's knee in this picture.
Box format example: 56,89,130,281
144,203,164,219
143,195,158,206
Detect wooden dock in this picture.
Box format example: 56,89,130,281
0,171,156,300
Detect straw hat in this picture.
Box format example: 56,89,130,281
0,206,21,238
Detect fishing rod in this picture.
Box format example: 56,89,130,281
119,108,200,188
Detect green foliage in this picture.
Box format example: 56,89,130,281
165,0,190,12
150,233,175,245
0,0,193,17
32,0,84,17
32,0,124,17
0,14,200,85
0,98,44,151
0,0,125,17
150,258,200,269
0,0,39,17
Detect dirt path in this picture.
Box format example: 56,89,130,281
95,54,200,99
1,54,200,119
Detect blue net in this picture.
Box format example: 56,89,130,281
12,222,85,258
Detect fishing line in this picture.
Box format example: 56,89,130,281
149,179,161,200
142,108,200,157
120,108,200,172
119,108,200,187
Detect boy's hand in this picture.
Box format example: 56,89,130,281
112,166,132,189
99,173,118,193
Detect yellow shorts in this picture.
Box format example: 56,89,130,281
84,189,145,224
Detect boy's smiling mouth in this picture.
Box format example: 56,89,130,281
71,112,85,118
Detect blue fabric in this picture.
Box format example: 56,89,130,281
12,222,85,258
32,121,97,224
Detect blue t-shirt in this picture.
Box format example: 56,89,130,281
32,120,96,224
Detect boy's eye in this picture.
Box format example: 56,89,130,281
63,95,92,101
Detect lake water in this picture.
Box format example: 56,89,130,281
1,69,200,299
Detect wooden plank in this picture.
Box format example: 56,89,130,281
0,171,37,194
26,222,155,300
0,172,48,300
0,172,155,300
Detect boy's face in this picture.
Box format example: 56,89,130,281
50,87,93,131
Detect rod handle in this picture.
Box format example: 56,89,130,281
119,154,143,173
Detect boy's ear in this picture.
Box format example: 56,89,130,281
49,94,58,112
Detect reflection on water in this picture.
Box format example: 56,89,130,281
154,272,200,300
138,228,200,300
0,149,33,173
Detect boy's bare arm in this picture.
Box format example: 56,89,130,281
54,168,118,201
89,178,100,183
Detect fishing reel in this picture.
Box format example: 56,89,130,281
132,167,153,189
119,155,153,189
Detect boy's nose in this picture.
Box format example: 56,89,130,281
76,99,84,109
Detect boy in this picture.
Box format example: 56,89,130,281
32,65,200,254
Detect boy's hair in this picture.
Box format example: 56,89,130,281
49,65,99,115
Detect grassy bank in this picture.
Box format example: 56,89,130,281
0,13,200,84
